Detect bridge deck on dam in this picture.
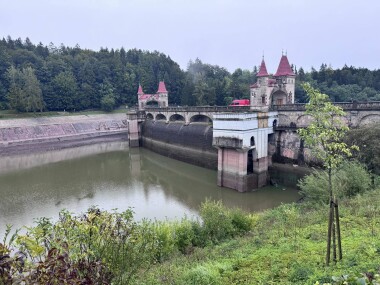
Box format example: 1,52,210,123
142,101,380,128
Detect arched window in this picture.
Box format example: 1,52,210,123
250,136,255,146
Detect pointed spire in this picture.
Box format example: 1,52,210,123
157,81,167,93
137,84,144,95
274,54,295,77
257,58,269,77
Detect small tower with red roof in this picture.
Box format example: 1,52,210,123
137,81,168,109
250,58,271,107
156,81,168,107
250,53,295,110
273,54,296,104
137,84,144,96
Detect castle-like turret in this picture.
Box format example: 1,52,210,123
137,84,144,96
250,54,296,110
251,58,270,107
273,55,295,104
157,81,168,93
156,81,168,107
137,81,168,109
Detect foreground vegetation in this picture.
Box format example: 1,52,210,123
1,177,380,284
135,194,379,285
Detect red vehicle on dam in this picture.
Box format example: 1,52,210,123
229,99,250,106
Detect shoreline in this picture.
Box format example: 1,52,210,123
0,132,127,156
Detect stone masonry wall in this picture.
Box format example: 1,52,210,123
270,129,318,165
0,114,128,152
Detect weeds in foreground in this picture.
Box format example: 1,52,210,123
0,200,252,284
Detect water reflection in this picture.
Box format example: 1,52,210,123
0,142,300,234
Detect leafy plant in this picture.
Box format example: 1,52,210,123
297,83,358,265
174,219,195,254
299,161,372,203
200,200,234,244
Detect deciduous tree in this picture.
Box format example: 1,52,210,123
297,83,358,265
6,66,44,112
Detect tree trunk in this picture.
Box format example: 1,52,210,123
335,198,342,260
326,199,334,266
332,205,337,263
326,167,334,266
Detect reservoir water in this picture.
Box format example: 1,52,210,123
0,141,300,234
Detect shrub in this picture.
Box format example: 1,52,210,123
7,208,160,285
289,263,313,283
152,221,176,262
181,265,221,285
230,208,252,235
175,219,195,254
345,123,380,175
190,220,208,247
299,161,372,203
199,200,234,243
337,161,372,197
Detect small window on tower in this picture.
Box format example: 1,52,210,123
261,97,265,104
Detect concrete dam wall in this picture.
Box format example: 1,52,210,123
140,120,307,190
141,121,218,169
0,114,128,154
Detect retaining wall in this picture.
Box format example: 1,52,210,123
0,114,128,154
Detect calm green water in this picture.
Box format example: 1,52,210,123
0,142,300,234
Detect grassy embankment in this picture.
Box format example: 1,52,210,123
132,188,380,285
2,188,379,285
0,108,127,119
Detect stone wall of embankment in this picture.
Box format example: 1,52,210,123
0,114,128,154
141,120,218,169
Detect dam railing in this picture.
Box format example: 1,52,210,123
270,101,380,111
144,106,251,113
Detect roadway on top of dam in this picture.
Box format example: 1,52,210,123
142,101,380,127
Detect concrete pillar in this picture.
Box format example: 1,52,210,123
252,156,269,188
184,113,190,125
126,111,140,147
217,148,252,192
216,146,270,192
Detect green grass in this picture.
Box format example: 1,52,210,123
130,188,380,285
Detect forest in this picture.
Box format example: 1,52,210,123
0,36,379,113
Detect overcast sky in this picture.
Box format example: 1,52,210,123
1,0,379,72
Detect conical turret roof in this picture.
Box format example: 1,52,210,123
137,84,144,95
157,81,167,93
257,59,269,77
274,55,295,77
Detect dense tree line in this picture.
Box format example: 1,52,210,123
0,37,258,112
0,37,185,112
295,64,380,103
0,37,379,112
